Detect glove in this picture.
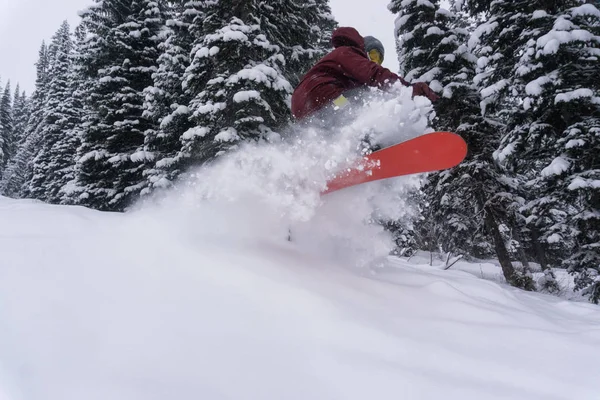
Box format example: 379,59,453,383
412,82,440,103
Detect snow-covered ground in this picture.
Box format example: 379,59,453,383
403,250,586,302
1,194,600,400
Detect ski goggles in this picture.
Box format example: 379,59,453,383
368,49,383,65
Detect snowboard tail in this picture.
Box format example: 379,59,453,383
323,132,467,194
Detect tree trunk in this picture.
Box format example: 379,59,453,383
530,226,549,271
530,225,560,293
484,208,517,284
511,226,531,269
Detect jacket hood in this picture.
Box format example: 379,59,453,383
331,27,365,51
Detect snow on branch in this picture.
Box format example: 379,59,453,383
555,88,594,104
541,157,570,178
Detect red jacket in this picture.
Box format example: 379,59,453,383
291,27,409,120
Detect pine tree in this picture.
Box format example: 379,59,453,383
27,22,82,204
494,2,600,301
172,1,292,176
459,0,549,287
390,0,536,290
0,43,50,197
0,81,13,176
73,0,167,211
57,24,92,204
467,0,555,119
0,78,3,173
142,0,202,194
390,0,443,81
11,86,29,152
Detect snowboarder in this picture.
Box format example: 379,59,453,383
291,27,439,121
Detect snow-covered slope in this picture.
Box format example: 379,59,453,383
1,195,600,400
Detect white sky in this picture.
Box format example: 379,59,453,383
0,0,89,94
0,0,401,94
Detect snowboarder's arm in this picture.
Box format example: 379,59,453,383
412,82,440,102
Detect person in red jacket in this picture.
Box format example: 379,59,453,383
291,27,439,121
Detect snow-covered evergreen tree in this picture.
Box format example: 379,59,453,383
73,0,167,211
0,81,13,176
390,0,443,81
390,0,536,290
0,43,50,197
0,78,3,173
11,86,29,153
173,1,292,175
467,0,552,119
142,0,202,194
493,2,600,301
27,22,82,204
54,23,94,204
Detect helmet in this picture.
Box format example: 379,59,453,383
364,36,385,65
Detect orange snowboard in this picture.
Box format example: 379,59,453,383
323,132,467,194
